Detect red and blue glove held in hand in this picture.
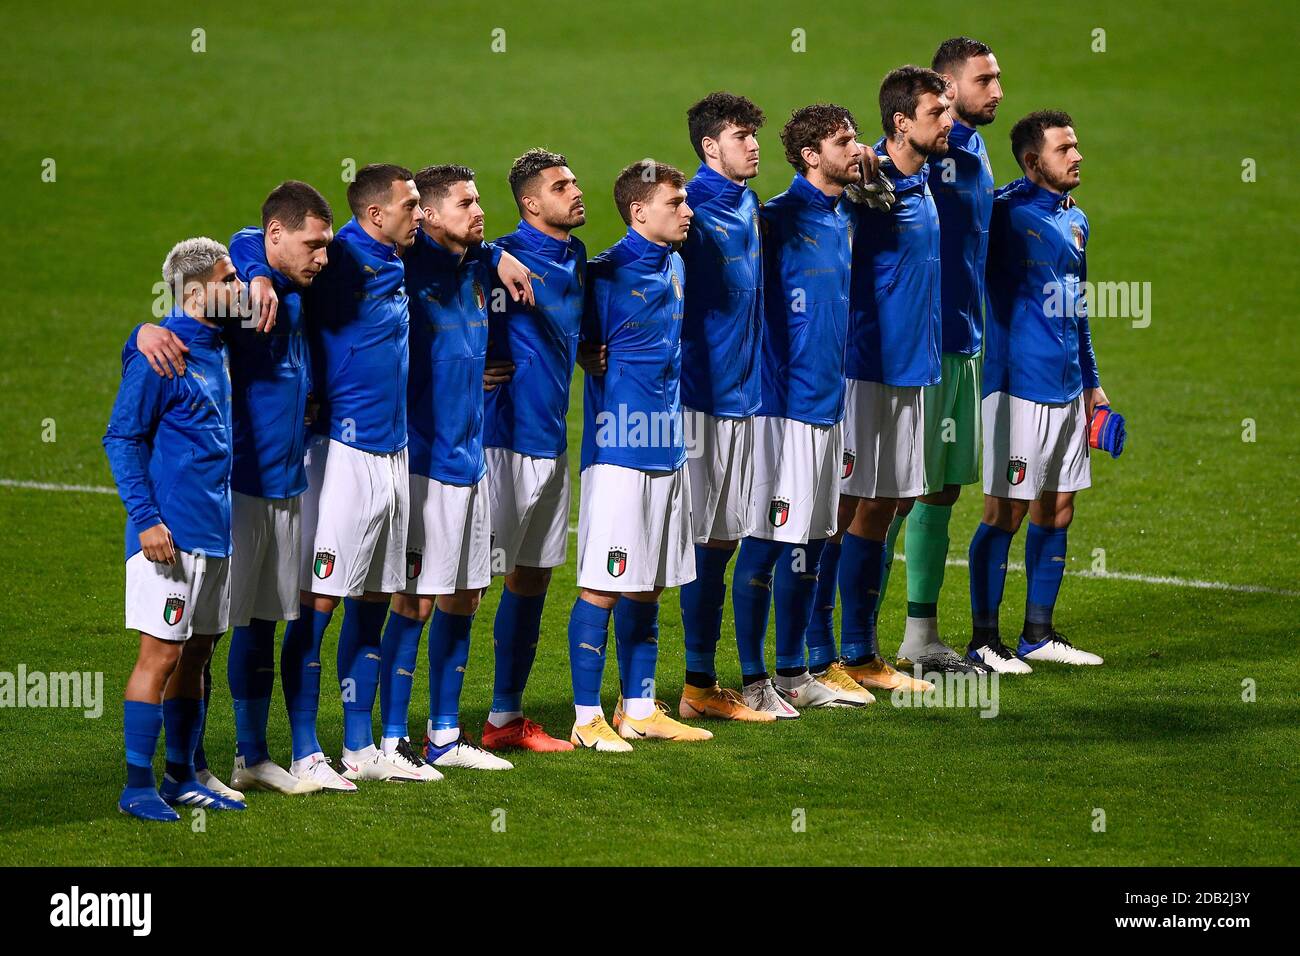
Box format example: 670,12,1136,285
1089,404,1126,458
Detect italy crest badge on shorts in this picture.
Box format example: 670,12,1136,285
842,450,856,479
314,549,336,579
607,548,627,578
769,497,790,528
406,551,422,579
162,594,185,627
1007,458,1028,486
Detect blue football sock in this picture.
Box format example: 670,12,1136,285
806,540,841,670
1025,523,1068,630
281,604,333,760
379,610,426,740
838,532,885,663
680,545,734,678
427,607,473,733
969,522,1015,632
878,512,905,607
192,650,216,773
162,696,201,783
774,540,826,670
124,700,162,789
615,598,661,703
229,618,276,765
567,597,611,707
338,598,387,751
732,536,784,677
492,588,546,714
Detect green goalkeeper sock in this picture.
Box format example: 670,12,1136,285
904,501,953,618
878,512,906,608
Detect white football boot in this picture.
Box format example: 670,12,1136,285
196,768,246,802
424,733,513,770
774,669,870,708
290,752,358,792
967,636,1034,674
340,744,400,781
742,677,800,719
378,738,444,782
1017,631,1103,666
231,754,322,795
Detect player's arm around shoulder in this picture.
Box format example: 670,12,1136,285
133,321,189,380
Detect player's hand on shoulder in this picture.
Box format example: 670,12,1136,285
843,145,896,214
496,251,535,306
136,324,189,379
483,358,515,391
250,275,279,333
139,522,176,564
576,342,607,377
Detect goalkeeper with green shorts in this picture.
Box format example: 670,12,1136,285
889,37,1004,673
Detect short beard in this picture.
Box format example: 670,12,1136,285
954,96,995,127
911,134,948,159
546,210,585,232
1045,170,1078,194
719,155,753,183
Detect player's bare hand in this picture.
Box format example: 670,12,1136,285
139,522,176,564
577,343,607,377
1085,386,1110,421
304,393,319,427
250,275,279,333
136,324,189,379
496,251,535,306
858,143,881,180
483,358,515,391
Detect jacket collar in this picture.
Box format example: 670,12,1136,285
788,172,840,212
511,218,575,261
415,227,472,269
621,226,673,267
874,137,930,193
338,218,400,262
690,162,748,207
1017,176,1072,210
947,119,978,151
164,306,223,349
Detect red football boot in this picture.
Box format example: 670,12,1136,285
481,716,575,752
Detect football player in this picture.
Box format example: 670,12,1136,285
807,68,946,697
890,38,1005,674
732,105,872,711
675,92,775,722
968,110,1110,669
567,160,712,750
105,238,248,820
479,148,588,753
381,164,519,773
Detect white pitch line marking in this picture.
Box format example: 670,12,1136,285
0,479,118,495
3,480,1295,597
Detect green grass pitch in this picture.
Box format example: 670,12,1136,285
0,0,1296,866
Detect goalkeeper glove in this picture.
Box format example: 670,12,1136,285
844,159,897,213
1088,404,1126,458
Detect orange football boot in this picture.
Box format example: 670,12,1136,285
481,717,575,752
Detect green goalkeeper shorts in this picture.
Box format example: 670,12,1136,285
922,352,982,493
